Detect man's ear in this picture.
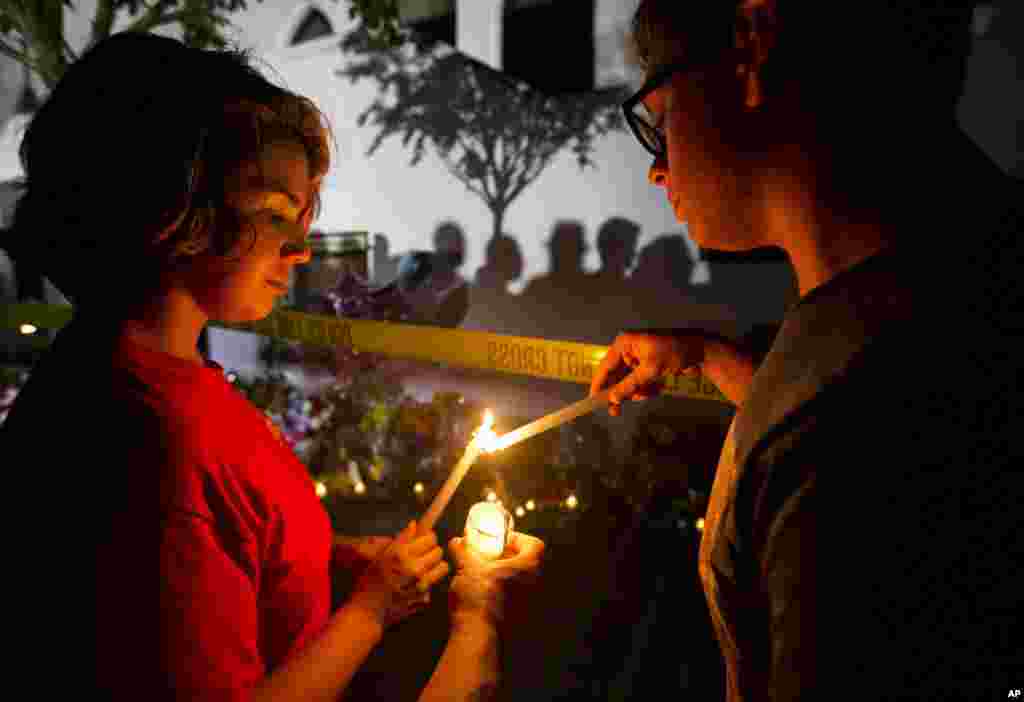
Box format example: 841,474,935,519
736,0,779,110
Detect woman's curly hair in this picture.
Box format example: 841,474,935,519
6,31,333,307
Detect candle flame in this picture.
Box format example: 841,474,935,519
475,410,501,453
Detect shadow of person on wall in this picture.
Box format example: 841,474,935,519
403,220,470,328
519,220,592,342
371,234,401,287
463,232,526,336
583,216,641,344
629,234,742,337
693,247,798,332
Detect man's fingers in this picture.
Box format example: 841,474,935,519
590,344,624,396
609,364,659,406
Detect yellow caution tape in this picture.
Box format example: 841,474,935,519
1,303,730,404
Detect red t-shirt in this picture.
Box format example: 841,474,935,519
106,334,334,700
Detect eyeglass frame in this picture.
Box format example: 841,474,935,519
620,60,700,160
621,42,741,159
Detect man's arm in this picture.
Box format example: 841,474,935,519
701,335,758,407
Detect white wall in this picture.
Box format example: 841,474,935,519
4,0,1016,360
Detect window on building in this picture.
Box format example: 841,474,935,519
503,0,595,94
290,7,334,46
400,0,455,48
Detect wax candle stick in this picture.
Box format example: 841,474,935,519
419,440,480,533
419,412,497,533
487,388,613,454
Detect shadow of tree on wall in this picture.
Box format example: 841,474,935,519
336,25,627,240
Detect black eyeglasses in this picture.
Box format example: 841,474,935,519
621,61,694,159
621,44,737,159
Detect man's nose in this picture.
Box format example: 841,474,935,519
648,154,668,187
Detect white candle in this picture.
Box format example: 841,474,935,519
465,502,513,560
483,388,612,454
419,411,497,533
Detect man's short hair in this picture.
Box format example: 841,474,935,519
597,217,640,256
630,1,977,117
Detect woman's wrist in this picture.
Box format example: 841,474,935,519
450,609,500,637
335,600,387,643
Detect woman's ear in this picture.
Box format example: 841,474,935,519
736,0,779,110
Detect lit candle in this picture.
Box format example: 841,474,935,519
482,388,612,454
419,411,498,533
465,502,514,560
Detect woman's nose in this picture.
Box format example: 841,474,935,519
284,243,312,265
648,154,668,187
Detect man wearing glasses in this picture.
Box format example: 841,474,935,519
591,1,1022,700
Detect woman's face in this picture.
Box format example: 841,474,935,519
185,141,317,323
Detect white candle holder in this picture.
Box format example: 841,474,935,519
465,501,514,560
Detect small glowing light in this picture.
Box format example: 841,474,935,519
565,494,578,509
226,372,237,383
465,502,513,560
413,482,424,494
19,324,37,335
486,490,498,502
315,481,327,498
525,499,536,511
696,517,705,531
354,481,366,495
515,506,525,518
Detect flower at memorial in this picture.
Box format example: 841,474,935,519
0,369,28,427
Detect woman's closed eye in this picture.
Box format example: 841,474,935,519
265,212,310,255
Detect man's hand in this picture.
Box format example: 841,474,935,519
590,330,709,416
348,521,450,631
447,531,545,629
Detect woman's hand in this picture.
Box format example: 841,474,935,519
348,521,450,630
332,534,392,580
590,330,709,416
447,531,546,629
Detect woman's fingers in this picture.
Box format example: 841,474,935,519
404,531,439,558
417,559,451,592
412,545,445,577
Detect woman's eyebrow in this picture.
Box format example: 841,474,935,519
252,177,306,210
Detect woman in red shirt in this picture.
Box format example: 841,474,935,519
1,31,542,702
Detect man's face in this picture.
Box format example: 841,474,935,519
185,141,316,323
643,62,763,252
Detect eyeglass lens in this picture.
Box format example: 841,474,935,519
630,102,664,155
